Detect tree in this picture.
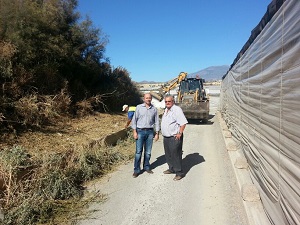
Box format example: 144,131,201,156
0,0,141,129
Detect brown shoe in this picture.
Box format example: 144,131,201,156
146,170,153,174
163,170,173,174
132,173,139,178
173,175,183,181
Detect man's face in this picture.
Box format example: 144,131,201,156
144,94,152,105
165,97,174,109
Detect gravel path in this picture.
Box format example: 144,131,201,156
79,94,249,225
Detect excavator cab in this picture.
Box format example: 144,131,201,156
178,78,207,102
179,79,201,92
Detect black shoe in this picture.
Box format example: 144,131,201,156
132,173,139,178
173,175,183,181
146,170,153,174
163,170,173,174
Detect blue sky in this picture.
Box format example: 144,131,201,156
77,0,271,82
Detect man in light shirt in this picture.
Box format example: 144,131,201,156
161,95,188,181
131,93,160,178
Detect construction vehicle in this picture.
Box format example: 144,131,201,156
162,72,188,93
162,72,210,122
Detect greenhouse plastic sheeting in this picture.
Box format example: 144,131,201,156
220,1,300,225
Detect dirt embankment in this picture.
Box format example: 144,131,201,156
0,112,128,153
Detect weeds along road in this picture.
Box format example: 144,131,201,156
79,90,249,225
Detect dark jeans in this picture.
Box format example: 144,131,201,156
163,135,184,177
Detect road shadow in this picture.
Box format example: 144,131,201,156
182,153,205,176
150,155,166,170
150,153,205,177
187,114,215,125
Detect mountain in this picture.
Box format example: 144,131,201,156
136,65,230,84
187,65,229,81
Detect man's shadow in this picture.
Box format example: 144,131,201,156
151,155,166,169
150,153,205,176
182,153,205,176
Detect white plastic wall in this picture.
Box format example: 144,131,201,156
220,1,300,224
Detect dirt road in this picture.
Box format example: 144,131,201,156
79,92,249,225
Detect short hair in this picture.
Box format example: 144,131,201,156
144,92,152,98
165,95,174,101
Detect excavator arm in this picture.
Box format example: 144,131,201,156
163,72,187,93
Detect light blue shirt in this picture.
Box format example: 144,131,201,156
131,103,160,131
161,104,188,137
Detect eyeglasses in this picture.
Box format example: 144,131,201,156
165,101,172,103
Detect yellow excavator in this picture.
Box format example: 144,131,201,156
161,72,210,122
162,72,188,93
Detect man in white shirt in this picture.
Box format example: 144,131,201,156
161,95,188,181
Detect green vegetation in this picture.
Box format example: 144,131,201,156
0,137,135,225
0,0,141,223
0,0,141,131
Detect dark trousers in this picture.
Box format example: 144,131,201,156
163,135,184,177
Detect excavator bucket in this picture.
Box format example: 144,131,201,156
177,101,209,121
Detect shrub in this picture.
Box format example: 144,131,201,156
0,136,135,224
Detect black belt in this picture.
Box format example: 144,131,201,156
137,128,153,130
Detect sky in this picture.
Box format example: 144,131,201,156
77,0,271,82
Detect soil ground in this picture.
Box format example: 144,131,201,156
0,112,128,154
